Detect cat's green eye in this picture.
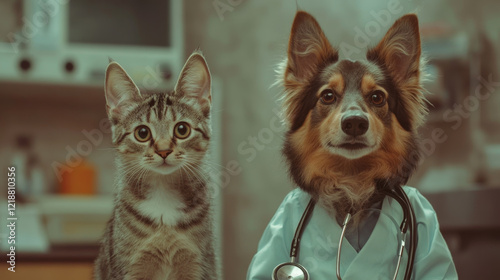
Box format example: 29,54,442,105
134,125,151,142
174,122,191,139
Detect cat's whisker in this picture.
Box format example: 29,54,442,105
121,165,146,187
181,162,199,181
181,162,204,185
182,161,209,186
181,166,200,187
203,161,231,173
184,154,229,173
180,165,195,184
184,158,216,178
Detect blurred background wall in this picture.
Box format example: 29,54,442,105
1,0,500,279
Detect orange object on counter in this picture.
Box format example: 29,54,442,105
59,160,96,195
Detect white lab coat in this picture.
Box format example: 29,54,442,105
247,187,458,279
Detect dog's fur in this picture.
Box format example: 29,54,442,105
278,12,428,221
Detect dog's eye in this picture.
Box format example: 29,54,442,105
134,125,152,142
320,89,337,105
370,91,386,106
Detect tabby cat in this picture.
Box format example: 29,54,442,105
94,52,217,280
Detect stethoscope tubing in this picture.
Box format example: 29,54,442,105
394,186,417,280
290,199,316,259
273,187,416,280
272,199,316,280
335,211,405,280
336,213,352,280
380,180,417,280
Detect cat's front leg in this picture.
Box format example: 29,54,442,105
169,248,204,280
124,250,165,280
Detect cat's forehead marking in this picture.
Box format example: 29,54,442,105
148,97,155,108
169,106,177,122
157,94,165,121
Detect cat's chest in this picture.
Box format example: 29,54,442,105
136,187,185,226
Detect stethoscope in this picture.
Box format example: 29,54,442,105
272,185,417,280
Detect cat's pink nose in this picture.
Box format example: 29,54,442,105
155,149,172,159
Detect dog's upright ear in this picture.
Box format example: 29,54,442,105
367,14,421,84
285,11,338,84
367,14,421,85
367,14,427,131
280,11,338,130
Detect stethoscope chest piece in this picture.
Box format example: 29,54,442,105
272,262,309,280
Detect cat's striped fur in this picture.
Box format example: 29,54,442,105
94,52,218,280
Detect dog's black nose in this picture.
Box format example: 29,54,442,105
341,115,369,137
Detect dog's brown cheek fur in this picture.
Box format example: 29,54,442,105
288,110,411,218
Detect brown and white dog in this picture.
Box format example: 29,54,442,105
277,11,427,221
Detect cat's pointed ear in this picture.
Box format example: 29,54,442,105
174,52,212,106
286,11,338,83
104,62,141,121
367,14,421,85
